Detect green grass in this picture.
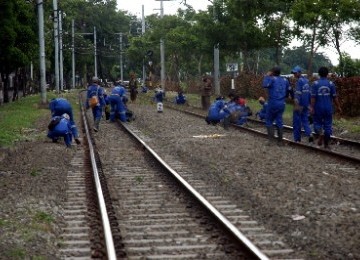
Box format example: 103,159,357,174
0,91,82,147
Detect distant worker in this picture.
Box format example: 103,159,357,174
49,97,81,144
86,76,106,132
109,81,127,122
262,66,293,145
201,76,212,110
205,96,227,125
255,96,268,121
47,113,73,148
291,66,313,143
174,90,187,105
154,86,164,112
310,66,342,149
129,73,138,102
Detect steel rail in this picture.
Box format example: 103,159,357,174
163,102,360,164
119,121,269,260
79,90,117,260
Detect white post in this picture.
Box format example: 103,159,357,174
52,0,59,93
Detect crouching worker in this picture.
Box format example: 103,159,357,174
174,90,187,105
122,96,135,122
228,97,252,126
109,82,127,122
205,96,227,125
49,97,81,144
47,113,73,148
255,97,267,121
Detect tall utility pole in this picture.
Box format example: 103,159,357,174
115,33,123,82
155,0,173,92
52,0,59,93
142,5,146,87
71,19,75,89
94,26,97,78
209,0,220,95
59,10,64,91
37,0,47,103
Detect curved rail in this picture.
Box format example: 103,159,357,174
119,121,269,260
78,90,116,260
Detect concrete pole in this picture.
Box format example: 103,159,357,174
142,5,146,87
94,26,97,77
120,33,123,82
37,0,47,103
59,10,64,91
160,1,165,91
72,19,75,89
214,44,220,95
52,0,59,93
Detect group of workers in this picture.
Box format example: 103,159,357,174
48,65,341,150
262,65,341,148
205,65,341,149
47,76,136,147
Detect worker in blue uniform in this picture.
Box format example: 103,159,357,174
154,87,164,112
291,66,313,143
86,76,106,132
109,81,127,122
47,113,73,147
174,90,187,105
310,67,342,149
262,66,293,144
49,97,81,144
205,96,227,125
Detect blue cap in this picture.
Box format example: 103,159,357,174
291,66,302,73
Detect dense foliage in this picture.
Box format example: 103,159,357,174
0,0,359,115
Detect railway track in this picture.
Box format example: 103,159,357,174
163,100,360,164
58,92,307,259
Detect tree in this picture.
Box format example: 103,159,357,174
0,0,37,102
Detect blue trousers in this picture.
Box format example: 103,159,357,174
293,108,312,141
109,95,126,122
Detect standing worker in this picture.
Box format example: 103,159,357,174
154,86,164,113
310,67,342,149
201,76,212,110
49,97,81,144
129,73,138,103
86,76,105,132
262,66,293,145
291,66,313,143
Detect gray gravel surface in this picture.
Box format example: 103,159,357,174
126,102,359,260
0,98,358,259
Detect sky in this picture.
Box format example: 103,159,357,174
116,0,360,66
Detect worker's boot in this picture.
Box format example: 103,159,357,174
266,126,275,145
93,119,100,132
324,134,330,149
317,134,324,146
277,127,284,146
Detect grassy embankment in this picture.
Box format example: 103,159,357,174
0,91,81,147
